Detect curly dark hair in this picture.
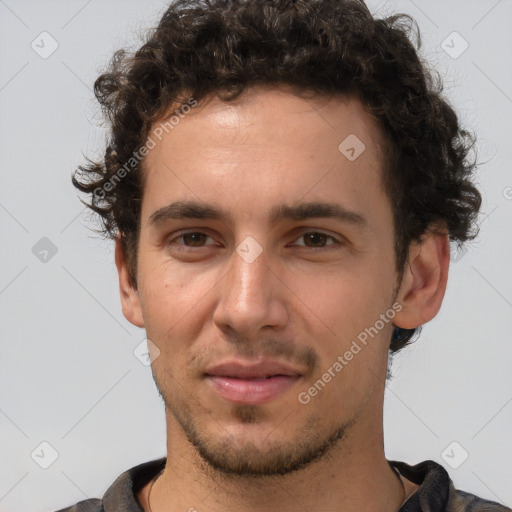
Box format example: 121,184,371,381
72,0,481,353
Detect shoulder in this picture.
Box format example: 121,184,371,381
53,457,166,512
389,459,511,512
447,489,512,512
54,498,103,512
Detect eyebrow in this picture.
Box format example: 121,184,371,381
147,200,367,228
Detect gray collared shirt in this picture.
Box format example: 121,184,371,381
55,457,511,511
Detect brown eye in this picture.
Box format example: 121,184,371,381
302,232,329,247
293,231,340,249
181,232,209,246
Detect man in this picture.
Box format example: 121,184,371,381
58,0,510,511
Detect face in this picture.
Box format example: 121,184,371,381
121,87,404,476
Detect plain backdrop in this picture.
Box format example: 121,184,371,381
0,1,511,511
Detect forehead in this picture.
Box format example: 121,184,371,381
141,86,388,226
148,86,383,153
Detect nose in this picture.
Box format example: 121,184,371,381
212,241,288,339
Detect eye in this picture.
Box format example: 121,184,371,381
169,231,217,247
291,231,341,248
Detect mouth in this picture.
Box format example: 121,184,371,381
205,375,301,404
204,360,302,405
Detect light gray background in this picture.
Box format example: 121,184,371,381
0,1,511,511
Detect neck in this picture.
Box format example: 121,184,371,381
145,407,405,512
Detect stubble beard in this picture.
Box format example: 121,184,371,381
154,373,353,478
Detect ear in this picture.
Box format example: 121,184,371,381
115,234,145,328
393,226,450,329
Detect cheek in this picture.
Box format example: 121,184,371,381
138,260,226,350
288,264,392,335
303,293,393,414
291,265,396,399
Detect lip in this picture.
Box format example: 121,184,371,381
204,359,302,405
206,375,300,404
205,359,302,379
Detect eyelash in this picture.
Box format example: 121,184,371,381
166,230,342,250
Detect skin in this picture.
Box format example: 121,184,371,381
115,86,449,512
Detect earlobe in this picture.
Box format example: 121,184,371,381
115,234,145,328
393,228,450,330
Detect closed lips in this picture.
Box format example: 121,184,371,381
205,373,301,379
204,361,302,380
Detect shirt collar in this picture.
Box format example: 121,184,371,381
100,457,451,512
